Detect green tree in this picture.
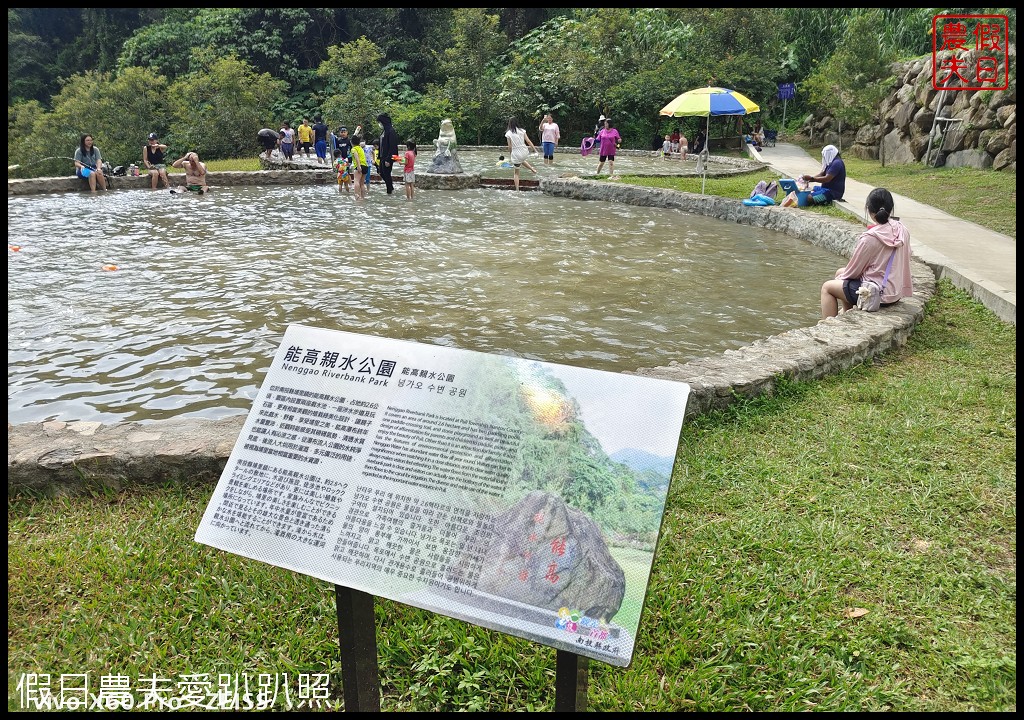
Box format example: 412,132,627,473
780,9,853,83
8,10,50,105
436,8,506,145
496,8,556,39
119,8,344,85
27,67,170,169
802,11,895,143
71,8,159,76
167,54,285,159
117,8,197,79
688,8,784,60
8,8,162,106
497,8,785,145
494,13,607,140
605,60,701,149
8,100,55,176
317,36,389,133
346,8,455,90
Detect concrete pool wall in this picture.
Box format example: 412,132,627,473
7,172,934,496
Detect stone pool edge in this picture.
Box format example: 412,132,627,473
7,177,934,497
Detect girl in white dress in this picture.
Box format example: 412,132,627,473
504,117,539,191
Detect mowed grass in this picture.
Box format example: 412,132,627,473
789,142,1016,239
614,172,852,222
168,158,260,174
7,281,1014,712
840,157,1016,239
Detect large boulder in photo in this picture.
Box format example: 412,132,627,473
447,490,626,621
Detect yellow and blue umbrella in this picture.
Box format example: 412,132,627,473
659,86,760,118
660,87,760,193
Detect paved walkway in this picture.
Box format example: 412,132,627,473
755,142,1016,325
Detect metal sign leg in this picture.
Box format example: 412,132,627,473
554,650,589,712
335,585,381,711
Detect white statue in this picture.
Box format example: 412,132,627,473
433,119,458,157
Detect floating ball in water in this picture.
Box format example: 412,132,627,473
102,264,118,271
9,244,21,252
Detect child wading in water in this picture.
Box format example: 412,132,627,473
364,138,375,193
334,150,352,194
403,140,417,200
350,136,367,200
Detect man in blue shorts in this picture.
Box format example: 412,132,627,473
312,115,330,166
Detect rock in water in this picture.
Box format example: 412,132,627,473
428,150,463,174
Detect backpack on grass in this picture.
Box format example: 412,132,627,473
749,180,779,200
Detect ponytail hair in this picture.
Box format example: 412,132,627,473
866,187,895,224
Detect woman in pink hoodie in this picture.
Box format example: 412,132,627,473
820,188,914,319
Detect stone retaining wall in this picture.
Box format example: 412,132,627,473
7,169,489,194
7,177,934,496
8,151,763,196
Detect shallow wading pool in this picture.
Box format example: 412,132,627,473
429,148,710,179
8,185,843,424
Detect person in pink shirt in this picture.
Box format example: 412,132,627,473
820,187,914,319
538,113,560,165
595,117,621,176
403,139,417,200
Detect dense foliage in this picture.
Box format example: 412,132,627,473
7,8,1017,173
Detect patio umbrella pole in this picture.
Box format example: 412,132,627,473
702,116,710,194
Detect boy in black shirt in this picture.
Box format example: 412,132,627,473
335,126,353,162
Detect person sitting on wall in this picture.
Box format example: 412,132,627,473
143,133,170,190
74,134,108,192
820,187,913,318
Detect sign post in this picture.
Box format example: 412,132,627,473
195,325,690,709
555,650,589,711
334,585,380,711
777,82,796,137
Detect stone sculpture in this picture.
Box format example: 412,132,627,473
434,119,457,156
428,118,463,174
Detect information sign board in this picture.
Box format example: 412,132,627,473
777,82,796,100
195,325,690,667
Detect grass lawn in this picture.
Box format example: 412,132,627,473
8,281,1014,712
614,172,852,222
790,141,1016,239
169,158,260,174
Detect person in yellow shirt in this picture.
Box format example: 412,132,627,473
297,118,314,160
349,136,367,200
